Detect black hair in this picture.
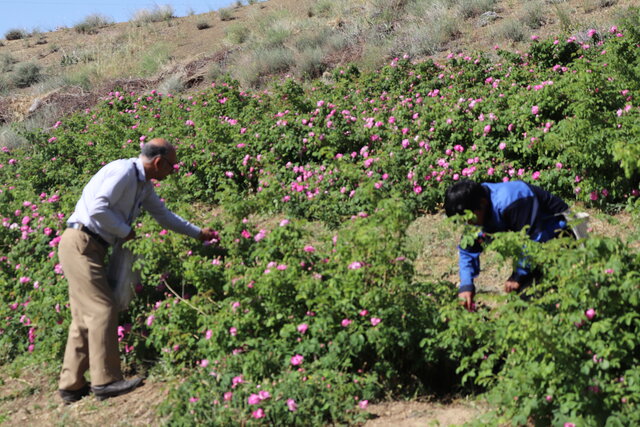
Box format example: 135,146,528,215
444,180,488,217
141,143,169,159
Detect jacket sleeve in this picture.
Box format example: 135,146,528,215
458,233,484,293
458,246,480,293
528,184,569,214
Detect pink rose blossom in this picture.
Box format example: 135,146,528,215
290,354,304,366
370,317,381,326
348,261,363,270
286,398,298,411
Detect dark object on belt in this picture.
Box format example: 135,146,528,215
68,222,109,247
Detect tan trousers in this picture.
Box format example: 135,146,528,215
58,228,123,390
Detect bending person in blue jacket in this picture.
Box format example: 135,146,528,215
444,179,569,311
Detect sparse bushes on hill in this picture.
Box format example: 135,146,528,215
0,75,12,94
225,23,250,44
4,29,27,41
74,13,113,34
294,47,325,78
393,2,459,57
11,62,43,88
0,53,17,73
455,0,498,19
584,0,618,12
132,5,174,25
219,7,234,21
520,1,548,29
233,46,295,87
0,126,27,148
196,20,211,30
493,17,528,42
157,74,186,94
138,43,172,76
308,0,334,17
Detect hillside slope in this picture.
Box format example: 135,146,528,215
0,0,635,135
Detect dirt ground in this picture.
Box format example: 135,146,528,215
0,370,486,427
364,399,489,427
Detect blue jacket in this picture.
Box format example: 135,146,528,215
458,181,569,293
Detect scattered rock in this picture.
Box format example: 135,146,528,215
477,11,500,27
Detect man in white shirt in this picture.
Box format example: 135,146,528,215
57,138,217,403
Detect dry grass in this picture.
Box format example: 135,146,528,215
0,0,636,127
132,5,174,25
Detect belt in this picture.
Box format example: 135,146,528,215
68,222,109,247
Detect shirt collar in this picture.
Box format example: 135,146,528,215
133,157,147,182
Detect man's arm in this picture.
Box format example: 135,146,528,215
141,189,201,239
458,243,482,311
528,184,569,214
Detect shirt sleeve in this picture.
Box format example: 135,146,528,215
88,169,134,239
528,183,569,214
141,188,201,239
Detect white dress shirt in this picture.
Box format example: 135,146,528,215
68,157,201,244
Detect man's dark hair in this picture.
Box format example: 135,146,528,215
444,180,488,217
141,143,169,159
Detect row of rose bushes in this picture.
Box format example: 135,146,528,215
1,11,640,424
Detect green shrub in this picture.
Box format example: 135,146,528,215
138,43,171,76
11,62,43,88
0,75,14,94
263,22,292,48
493,17,528,42
294,47,325,79
225,23,250,44
219,7,234,21
308,0,334,17
520,1,548,29
393,6,459,57
74,13,112,34
440,233,640,425
0,53,17,73
4,29,27,40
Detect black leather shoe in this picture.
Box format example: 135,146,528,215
59,384,91,404
92,377,143,401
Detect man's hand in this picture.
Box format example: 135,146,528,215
504,280,520,293
199,227,218,242
459,291,475,312
124,229,136,241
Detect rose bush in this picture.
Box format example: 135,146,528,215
1,11,640,423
